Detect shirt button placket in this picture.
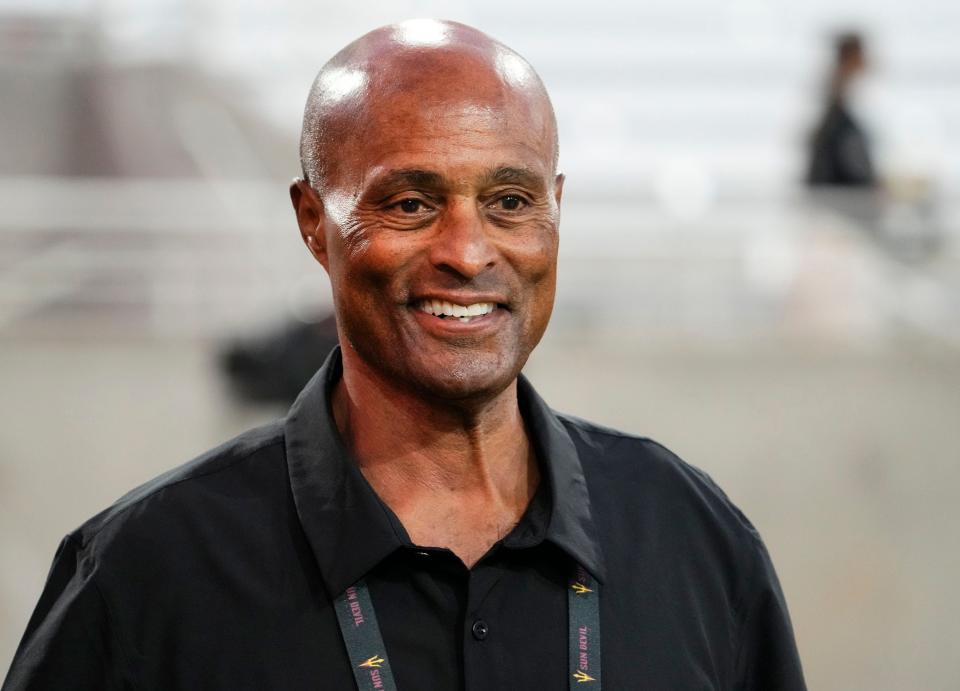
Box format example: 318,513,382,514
463,568,499,691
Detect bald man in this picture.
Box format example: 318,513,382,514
3,21,806,691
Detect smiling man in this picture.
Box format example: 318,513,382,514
3,20,805,691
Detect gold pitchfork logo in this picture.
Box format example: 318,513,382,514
359,654,385,669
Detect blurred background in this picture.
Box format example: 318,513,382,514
2,1,959,688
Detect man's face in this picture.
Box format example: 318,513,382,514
298,84,562,402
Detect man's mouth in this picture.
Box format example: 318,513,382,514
414,299,498,323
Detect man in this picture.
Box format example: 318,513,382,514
4,20,806,690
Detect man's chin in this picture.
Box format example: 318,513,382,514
343,330,527,405
418,370,511,404
400,352,522,405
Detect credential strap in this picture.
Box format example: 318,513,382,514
334,566,602,690
333,580,399,691
568,564,602,686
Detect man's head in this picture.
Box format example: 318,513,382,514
291,20,564,404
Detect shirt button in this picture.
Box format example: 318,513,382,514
471,619,489,641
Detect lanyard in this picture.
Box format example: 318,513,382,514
333,564,602,689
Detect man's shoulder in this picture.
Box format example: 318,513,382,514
558,411,705,479
70,420,287,552
558,412,761,543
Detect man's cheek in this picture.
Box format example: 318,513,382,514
510,217,558,257
507,242,557,284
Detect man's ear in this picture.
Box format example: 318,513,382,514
554,172,565,207
290,178,329,270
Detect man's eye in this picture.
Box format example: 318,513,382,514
494,195,525,211
396,199,428,214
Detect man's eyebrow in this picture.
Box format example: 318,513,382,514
485,166,547,191
369,169,445,192
366,166,547,195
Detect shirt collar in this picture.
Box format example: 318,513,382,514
283,346,606,597
514,375,606,583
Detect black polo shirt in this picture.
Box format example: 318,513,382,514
3,349,806,690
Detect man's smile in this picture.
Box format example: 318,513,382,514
408,297,509,334
414,299,497,322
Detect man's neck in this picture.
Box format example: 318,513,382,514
331,353,539,568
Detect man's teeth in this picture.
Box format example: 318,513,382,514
417,300,496,322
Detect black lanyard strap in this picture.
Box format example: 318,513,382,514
333,580,399,691
568,565,602,685
334,565,602,690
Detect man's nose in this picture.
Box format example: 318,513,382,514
427,199,497,279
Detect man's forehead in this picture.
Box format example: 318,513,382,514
359,93,549,144
344,108,554,189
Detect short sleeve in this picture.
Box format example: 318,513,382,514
2,535,127,691
734,538,807,691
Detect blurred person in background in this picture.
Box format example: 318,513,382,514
805,30,945,260
807,32,876,188
3,19,805,691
